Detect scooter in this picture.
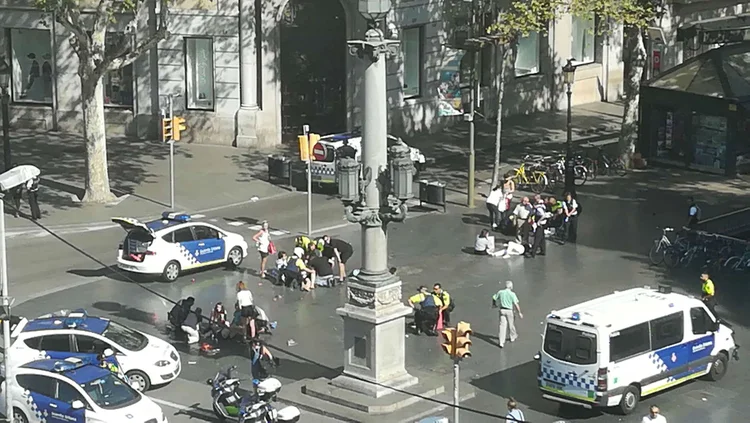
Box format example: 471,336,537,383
207,366,300,423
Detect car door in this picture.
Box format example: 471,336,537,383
687,306,716,375
53,379,87,423
73,334,112,363
191,225,225,263
16,374,69,423
37,334,75,360
170,227,201,269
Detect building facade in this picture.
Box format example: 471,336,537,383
0,0,625,147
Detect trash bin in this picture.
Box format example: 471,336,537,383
267,155,293,187
419,180,446,212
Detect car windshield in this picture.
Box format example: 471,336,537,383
102,321,148,352
80,373,140,410
543,323,597,365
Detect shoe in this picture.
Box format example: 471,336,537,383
498,344,504,348
510,336,518,342
502,254,511,259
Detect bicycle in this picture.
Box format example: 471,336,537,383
523,155,587,189
512,156,549,194
582,146,627,177
649,227,679,265
723,246,750,271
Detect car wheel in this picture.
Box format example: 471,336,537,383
162,261,181,282
13,408,28,423
227,246,244,268
618,384,640,415
127,370,151,392
707,352,728,381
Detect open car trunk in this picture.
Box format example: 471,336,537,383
112,218,155,262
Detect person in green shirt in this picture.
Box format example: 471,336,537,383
492,280,523,348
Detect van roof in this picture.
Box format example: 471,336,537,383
548,287,700,330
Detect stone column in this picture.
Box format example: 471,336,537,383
235,0,258,147
333,27,417,398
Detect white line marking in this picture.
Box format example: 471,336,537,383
269,230,289,236
248,224,262,231
191,214,206,218
209,218,218,222
149,397,212,416
227,221,245,226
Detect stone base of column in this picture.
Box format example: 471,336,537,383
235,106,258,148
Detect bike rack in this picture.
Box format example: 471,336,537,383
695,207,750,239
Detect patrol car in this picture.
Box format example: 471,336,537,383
113,212,249,282
537,285,738,414
0,357,166,423
5,310,180,392
309,132,426,185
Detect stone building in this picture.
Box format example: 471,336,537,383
0,0,625,147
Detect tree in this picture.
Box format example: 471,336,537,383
569,0,662,166
36,0,170,203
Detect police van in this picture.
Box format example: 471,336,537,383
309,132,426,185
537,286,738,414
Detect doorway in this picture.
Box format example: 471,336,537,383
280,0,347,135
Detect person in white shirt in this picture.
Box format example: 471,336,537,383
512,197,533,243
641,405,667,423
474,229,522,258
236,281,257,340
486,186,504,230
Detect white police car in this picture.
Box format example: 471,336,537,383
113,212,249,282
5,310,180,392
0,357,166,423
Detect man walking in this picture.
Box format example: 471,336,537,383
641,405,667,423
701,272,717,317
687,197,701,229
492,281,523,348
506,398,525,422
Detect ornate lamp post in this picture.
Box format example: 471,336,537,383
332,0,419,398
562,58,577,196
0,57,11,172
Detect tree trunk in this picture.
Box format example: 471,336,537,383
80,71,117,203
618,26,646,167
491,44,509,188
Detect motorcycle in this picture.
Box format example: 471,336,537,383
207,366,300,423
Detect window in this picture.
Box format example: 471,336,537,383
193,225,219,240
185,38,215,110
172,228,195,243
103,33,134,108
81,373,139,409
402,27,424,98
16,374,55,397
75,335,111,354
571,14,596,64
56,381,86,405
610,323,650,362
102,321,148,352
515,32,540,76
543,324,597,365
24,336,42,349
9,28,53,104
650,312,684,350
691,307,714,335
39,334,73,352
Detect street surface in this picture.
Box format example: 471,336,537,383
7,168,750,423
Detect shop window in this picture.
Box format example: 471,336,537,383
402,26,424,98
104,33,134,108
515,32,540,77
9,28,53,104
185,37,215,110
571,14,595,65
692,114,727,170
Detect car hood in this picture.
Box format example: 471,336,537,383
100,394,163,423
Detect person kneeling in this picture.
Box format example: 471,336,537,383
181,307,202,345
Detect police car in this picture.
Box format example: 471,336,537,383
5,310,180,392
309,132,426,184
0,357,166,423
113,212,249,282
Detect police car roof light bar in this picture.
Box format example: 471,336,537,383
162,212,191,222
54,357,85,372
65,309,88,328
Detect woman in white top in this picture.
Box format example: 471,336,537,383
236,281,257,340
485,186,503,230
252,221,271,277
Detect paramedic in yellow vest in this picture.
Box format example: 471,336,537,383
701,272,717,317
295,236,324,252
408,286,442,336
432,283,453,326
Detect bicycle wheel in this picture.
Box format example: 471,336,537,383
531,173,548,194
663,248,681,268
573,165,588,187
723,256,741,271
609,157,628,176
648,241,665,265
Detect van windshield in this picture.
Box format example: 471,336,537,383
543,323,597,365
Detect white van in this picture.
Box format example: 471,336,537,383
537,286,739,414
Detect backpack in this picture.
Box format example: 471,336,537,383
285,258,300,274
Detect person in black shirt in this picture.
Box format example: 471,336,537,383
336,139,357,159
27,176,41,220
322,235,353,280
309,250,335,287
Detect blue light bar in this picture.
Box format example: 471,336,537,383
65,309,88,328
571,312,581,321
54,357,84,372
162,212,191,222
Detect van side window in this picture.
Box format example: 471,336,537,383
610,323,650,362
690,307,712,334
650,311,684,350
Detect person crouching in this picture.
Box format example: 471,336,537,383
408,286,441,336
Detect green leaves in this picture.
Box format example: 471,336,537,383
485,0,565,46
570,0,659,31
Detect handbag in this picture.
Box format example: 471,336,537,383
268,241,277,255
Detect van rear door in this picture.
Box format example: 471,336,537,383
540,322,599,404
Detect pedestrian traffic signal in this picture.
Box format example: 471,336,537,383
298,135,310,161
454,321,472,359
440,328,456,357
172,117,187,141
161,118,173,142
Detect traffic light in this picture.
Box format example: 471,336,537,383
298,135,310,161
161,118,173,142
454,321,472,359
172,117,187,141
440,328,456,357
308,133,320,159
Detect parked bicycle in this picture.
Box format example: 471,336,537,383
723,246,750,271
510,157,549,194
580,145,627,177
648,227,684,265
522,154,588,189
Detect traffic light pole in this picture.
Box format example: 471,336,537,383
303,124,312,236
453,357,460,423
168,95,175,210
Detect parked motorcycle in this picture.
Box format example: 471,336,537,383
207,366,300,423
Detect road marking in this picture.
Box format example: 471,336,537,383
209,218,218,222
192,214,206,218
269,229,289,236
149,397,213,418
248,224,262,230
227,221,245,226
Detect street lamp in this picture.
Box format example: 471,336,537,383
562,58,577,196
0,57,10,172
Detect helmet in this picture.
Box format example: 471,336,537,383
293,247,304,258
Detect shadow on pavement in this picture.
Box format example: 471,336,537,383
92,301,158,326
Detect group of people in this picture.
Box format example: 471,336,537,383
477,190,581,259
407,284,453,336
270,235,353,292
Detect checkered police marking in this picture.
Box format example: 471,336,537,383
178,244,200,266
648,351,676,382
541,367,595,391
311,164,335,175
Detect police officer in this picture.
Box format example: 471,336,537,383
26,176,41,220
530,197,548,257
97,349,127,381
336,139,357,159
408,286,442,336
701,272,717,317
433,284,453,326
